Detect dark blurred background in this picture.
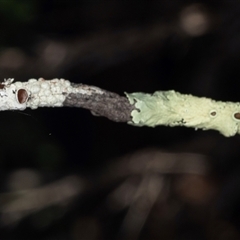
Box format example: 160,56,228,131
0,0,240,239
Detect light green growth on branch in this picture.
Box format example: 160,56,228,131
125,90,240,137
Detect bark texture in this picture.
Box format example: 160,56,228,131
63,84,135,122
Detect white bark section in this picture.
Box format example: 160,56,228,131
126,90,240,137
0,78,104,110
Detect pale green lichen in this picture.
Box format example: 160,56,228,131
125,90,240,137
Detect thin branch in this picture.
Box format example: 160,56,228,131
1,78,240,136
64,83,135,122
126,91,240,137
0,78,135,122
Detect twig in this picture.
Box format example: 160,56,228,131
2,78,240,136
0,78,135,122
126,91,240,137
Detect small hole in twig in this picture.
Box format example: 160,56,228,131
17,89,28,104
234,112,240,120
210,111,216,116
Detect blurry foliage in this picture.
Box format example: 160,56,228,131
0,0,39,47
0,0,38,23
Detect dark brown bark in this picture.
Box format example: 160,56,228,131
63,84,135,122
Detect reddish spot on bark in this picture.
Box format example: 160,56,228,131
17,89,28,104
210,111,216,116
234,112,240,120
